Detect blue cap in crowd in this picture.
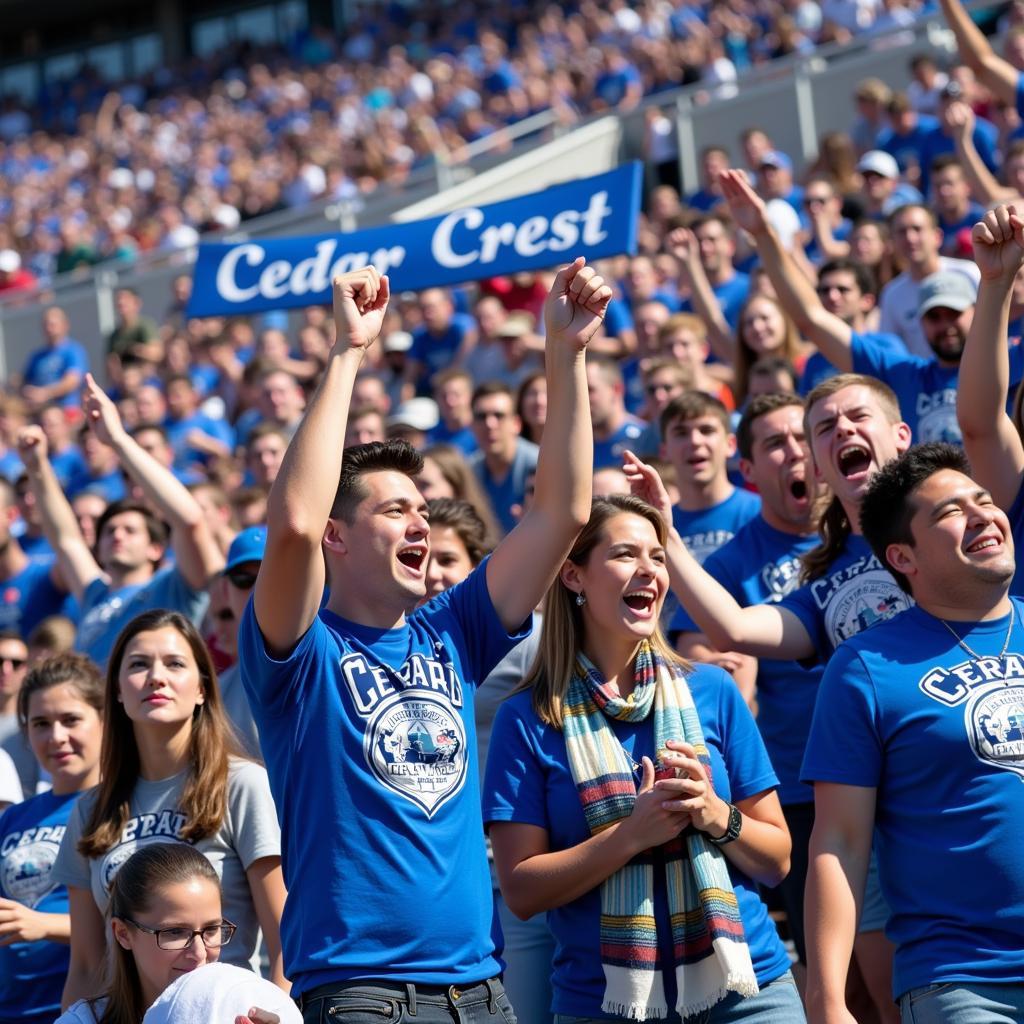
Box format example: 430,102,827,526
225,526,267,571
759,150,793,173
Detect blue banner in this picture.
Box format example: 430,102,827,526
187,163,642,317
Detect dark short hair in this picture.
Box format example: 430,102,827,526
818,258,878,300
930,153,964,177
331,439,424,523
660,390,730,439
888,203,937,230
736,392,804,460
860,442,970,594
470,380,514,409
95,500,170,554
131,422,170,445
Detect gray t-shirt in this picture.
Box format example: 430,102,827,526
218,664,261,760
52,759,280,971
0,712,38,799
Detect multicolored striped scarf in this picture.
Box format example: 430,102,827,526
563,641,758,1021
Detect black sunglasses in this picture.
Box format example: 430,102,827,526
226,569,259,590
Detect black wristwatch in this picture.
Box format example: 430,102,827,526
707,803,742,846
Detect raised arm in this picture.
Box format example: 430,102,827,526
666,227,735,363
486,258,608,632
945,99,1016,205
719,170,853,372
255,268,389,655
957,205,1024,510
804,783,876,1024
17,428,100,603
81,374,224,590
939,0,1019,106
623,451,814,660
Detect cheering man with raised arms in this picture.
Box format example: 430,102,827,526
240,260,610,1022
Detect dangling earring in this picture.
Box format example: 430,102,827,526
576,591,587,607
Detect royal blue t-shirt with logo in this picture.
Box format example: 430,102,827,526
665,488,762,635
682,517,823,805
593,416,647,470
779,534,913,660
802,601,1024,998
239,559,529,996
851,332,1024,445
0,789,79,1024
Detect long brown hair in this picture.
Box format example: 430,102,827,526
733,294,803,406
78,610,241,858
101,843,221,1024
800,373,902,582
523,495,690,728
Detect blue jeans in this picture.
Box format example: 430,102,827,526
300,977,517,1023
899,981,1024,1023
554,970,805,1023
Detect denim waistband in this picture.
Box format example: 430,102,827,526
298,975,503,1013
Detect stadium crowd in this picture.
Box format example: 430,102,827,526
0,0,941,290
0,0,1022,1022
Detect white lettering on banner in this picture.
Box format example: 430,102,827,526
431,191,614,269
215,241,408,304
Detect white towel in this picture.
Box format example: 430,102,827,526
142,963,301,1024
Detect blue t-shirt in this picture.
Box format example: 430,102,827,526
0,789,79,1024
483,666,791,1019
876,115,939,178
21,340,89,409
66,468,126,504
686,517,823,805
801,601,1024,998
238,560,529,996
799,331,908,397
75,567,208,668
593,416,647,470
918,119,999,197
470,438,539,536
410,313,476,385
670,488,763,566
0,559,66,639
681,272,751,330
666,488,762,634
779,534,913,660
851,332,1024,445
164,412,235,470
48,446,87,491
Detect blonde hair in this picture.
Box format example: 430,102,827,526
522,495,690,728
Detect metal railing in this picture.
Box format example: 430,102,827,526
0,2,996,379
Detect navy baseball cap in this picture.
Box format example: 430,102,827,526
225,526,266,572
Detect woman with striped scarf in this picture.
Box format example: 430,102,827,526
483,494,804,1023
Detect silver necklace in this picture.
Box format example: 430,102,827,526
937,604,1016,668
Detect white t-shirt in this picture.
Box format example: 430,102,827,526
878,257,981,359
52,758,279,971
54,997,106,1023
